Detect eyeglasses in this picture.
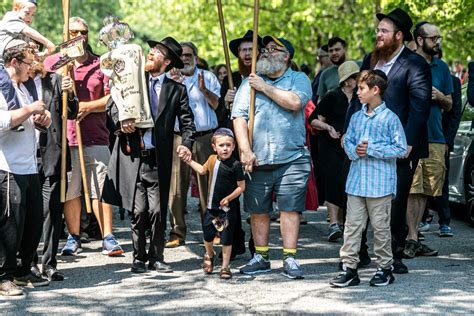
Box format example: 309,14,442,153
69,30,88,36
20,60,34,67
238,47,253,54
260,47,287,54
375,28,399,35
422,35,442,43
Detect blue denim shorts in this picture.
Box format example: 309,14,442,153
244,153,311,214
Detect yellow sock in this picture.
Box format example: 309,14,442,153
255,245,269,260
283,248,297,259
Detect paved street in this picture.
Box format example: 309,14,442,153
1,198,473,314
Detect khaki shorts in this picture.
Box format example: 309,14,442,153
66,145,110,201
410,143,446,196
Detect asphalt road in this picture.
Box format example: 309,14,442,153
1,199,473,314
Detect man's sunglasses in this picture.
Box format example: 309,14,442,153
70,30,88,36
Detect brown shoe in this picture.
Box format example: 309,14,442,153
219,266,232,280
165,239,185,248
0,280,24,296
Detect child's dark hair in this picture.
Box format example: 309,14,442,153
211,127,235,144
357,70,388,95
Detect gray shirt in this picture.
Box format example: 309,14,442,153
316,65,339,100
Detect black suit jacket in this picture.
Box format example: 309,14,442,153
345,47,432,160
103,75,195,212
25,74,78,177
468,62,474,107
216,71,243,128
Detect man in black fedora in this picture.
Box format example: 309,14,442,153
102,36,195,273
215,29,262,259
343,7,431,276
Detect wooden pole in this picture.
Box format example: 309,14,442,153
248,0,259,149
75,121,92,213
216,0,234,90
60,0,69,202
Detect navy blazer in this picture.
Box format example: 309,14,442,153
345,47,432,160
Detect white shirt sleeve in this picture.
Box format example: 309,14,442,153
0,93,12,130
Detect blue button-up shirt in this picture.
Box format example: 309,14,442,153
231,68,312,165
344,102,407,198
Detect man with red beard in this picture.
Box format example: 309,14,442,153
103,37,195,273
232,36,312,279
344,8,431,274
215,30,262,260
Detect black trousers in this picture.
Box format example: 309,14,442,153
359,159,418,260
131,155,166,263
230,199,246,254
0,171,43,280
33,174,63,268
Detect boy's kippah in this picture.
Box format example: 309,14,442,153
213,128,234,138
373,69,388,81
27,0,38,6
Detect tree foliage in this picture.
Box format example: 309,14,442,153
0,0,471,74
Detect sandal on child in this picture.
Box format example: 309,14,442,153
203,252,215,274
219,267,232,279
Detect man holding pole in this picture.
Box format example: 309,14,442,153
232,36,312,279
60,17,123,257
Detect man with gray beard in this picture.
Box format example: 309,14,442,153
232,36,312,279
166,41,221,248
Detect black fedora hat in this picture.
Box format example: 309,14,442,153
229,30,262,58
147,36,184,69
376,8,413,41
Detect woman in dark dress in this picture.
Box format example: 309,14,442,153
308,61,359,242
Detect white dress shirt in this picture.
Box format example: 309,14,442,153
375,46,405,75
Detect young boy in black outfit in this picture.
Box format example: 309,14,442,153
184,128,245,279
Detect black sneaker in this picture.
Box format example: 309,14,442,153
369,267,395,286
42,266,64,281
416,243,438,256
403,239,420,259
0,280,23,296
14,273,50,287
328,223,343,242
131,260,147,273
149,261,173,273
330,267,360,287
392,258,408,274
239,254,271,275
418,231,425,241
281,257,304,279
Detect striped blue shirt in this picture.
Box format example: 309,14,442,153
344,102,407,198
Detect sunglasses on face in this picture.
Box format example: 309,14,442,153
70,30,88,36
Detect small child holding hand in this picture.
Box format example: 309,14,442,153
183,128,245,280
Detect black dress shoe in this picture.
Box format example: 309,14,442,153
393,258,408,274
131,260,147,273
42,266,64,281
149,261,173,273
31,264,42,278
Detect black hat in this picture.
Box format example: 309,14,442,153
229,30,262,58
147,36,184,69
376,8,413,41
27,0,38,5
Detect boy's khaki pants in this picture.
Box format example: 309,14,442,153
340,194,393,270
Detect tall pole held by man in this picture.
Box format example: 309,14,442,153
60,0,70,202
248,0,259,148
216,0,233,90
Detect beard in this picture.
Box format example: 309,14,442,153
371,34,400,68
145,59,162,73
331,55,345,66
29,61,46,79
256,53,286,76
422,41,438,56
238,58,251,77
181,65,195,76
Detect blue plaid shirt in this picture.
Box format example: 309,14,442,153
344,102,407,198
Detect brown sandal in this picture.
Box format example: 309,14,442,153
203,252,215,274
219,267,232,279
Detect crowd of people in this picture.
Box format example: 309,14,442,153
0,0,473,297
